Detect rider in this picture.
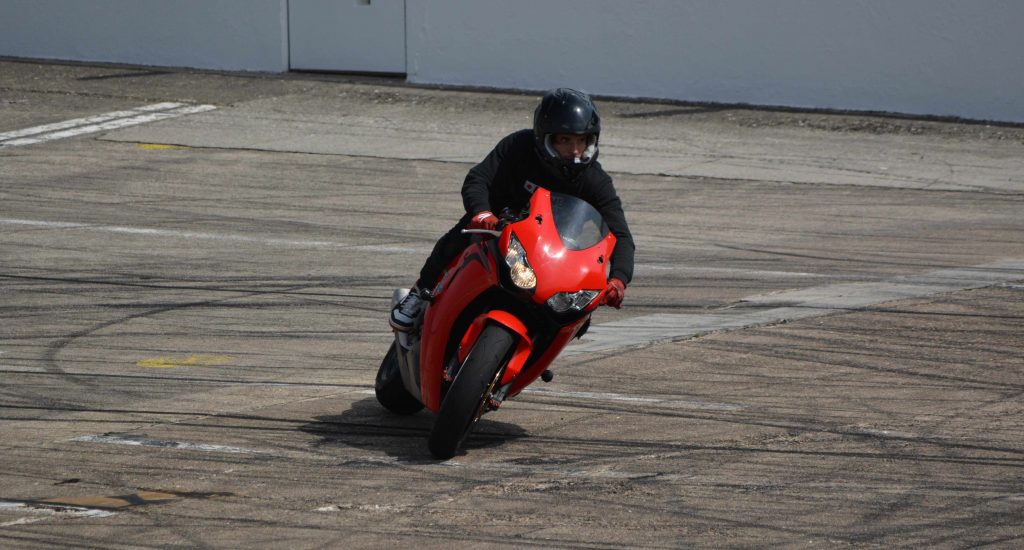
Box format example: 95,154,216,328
390,87,635,331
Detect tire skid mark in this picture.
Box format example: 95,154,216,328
34,278,345,400
62,412,1024,471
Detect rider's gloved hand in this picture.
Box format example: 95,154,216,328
467,211,499,231
603,278,626,309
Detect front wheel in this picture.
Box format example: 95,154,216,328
428,324,516,459
375,342,423,415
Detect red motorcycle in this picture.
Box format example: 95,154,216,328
375,187,617,459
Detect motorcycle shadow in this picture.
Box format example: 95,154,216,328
300,397,528,462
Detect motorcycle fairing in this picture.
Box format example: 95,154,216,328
498,189,616,307
505,317,588,398
419,241,501,412
457,311,533,386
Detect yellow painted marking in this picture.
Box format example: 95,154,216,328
136,143,187,150
135,490,179,502
137,354,233,369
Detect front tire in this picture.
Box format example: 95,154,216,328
428,324,516,459
375,342,423,415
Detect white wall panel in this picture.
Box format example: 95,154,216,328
0,0,288,72
406,0,1024,122
289,0,405,73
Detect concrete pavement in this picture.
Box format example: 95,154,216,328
2,58,1023,548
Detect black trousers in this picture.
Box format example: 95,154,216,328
417,212,475,290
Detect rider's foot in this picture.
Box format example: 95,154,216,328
389,291,423,332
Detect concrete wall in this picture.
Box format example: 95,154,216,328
3,1,1023,122
0,0,288,72
406,0,1024,123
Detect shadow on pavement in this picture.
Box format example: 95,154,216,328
299,396,527,462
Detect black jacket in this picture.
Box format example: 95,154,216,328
462,129,635,285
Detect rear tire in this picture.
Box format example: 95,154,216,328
375,342,424,415
428,324,515,459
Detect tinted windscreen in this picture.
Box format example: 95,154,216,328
550,192,610,250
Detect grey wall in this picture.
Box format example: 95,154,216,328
406,0,1024,122
3,1,1023,122
0,0,288,72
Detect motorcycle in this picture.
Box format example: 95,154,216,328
375,187,617,459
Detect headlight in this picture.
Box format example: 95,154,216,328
505,234,536,290
547,289,600,312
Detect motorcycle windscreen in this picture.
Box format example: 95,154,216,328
549,192,610,250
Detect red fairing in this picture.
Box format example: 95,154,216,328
500,189,616,308
506,319,587,397
418,243,500,412
458,311,533,386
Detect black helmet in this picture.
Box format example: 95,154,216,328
533,88,601,179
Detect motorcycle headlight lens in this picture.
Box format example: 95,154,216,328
505,234,536,290
547,289,601,312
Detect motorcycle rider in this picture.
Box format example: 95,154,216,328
390,87,635,331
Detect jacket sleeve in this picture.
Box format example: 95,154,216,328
462,133,518,215
585,172,635,285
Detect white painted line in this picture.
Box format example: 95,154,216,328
739,262,1024,309
0,217,428,253
0,502,115,527
0,103,183,141
0,103,206,144
568,259,1024,356
0,103,215,148
316,503,407,513
521,388,745,411
0,366,46,373
438,459,682,481
637,264,835,279
1,517,46,527
356,387,742,410
41,431,672,486
73,434,267,455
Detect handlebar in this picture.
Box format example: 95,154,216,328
460,229,502,237
460,207,526,238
